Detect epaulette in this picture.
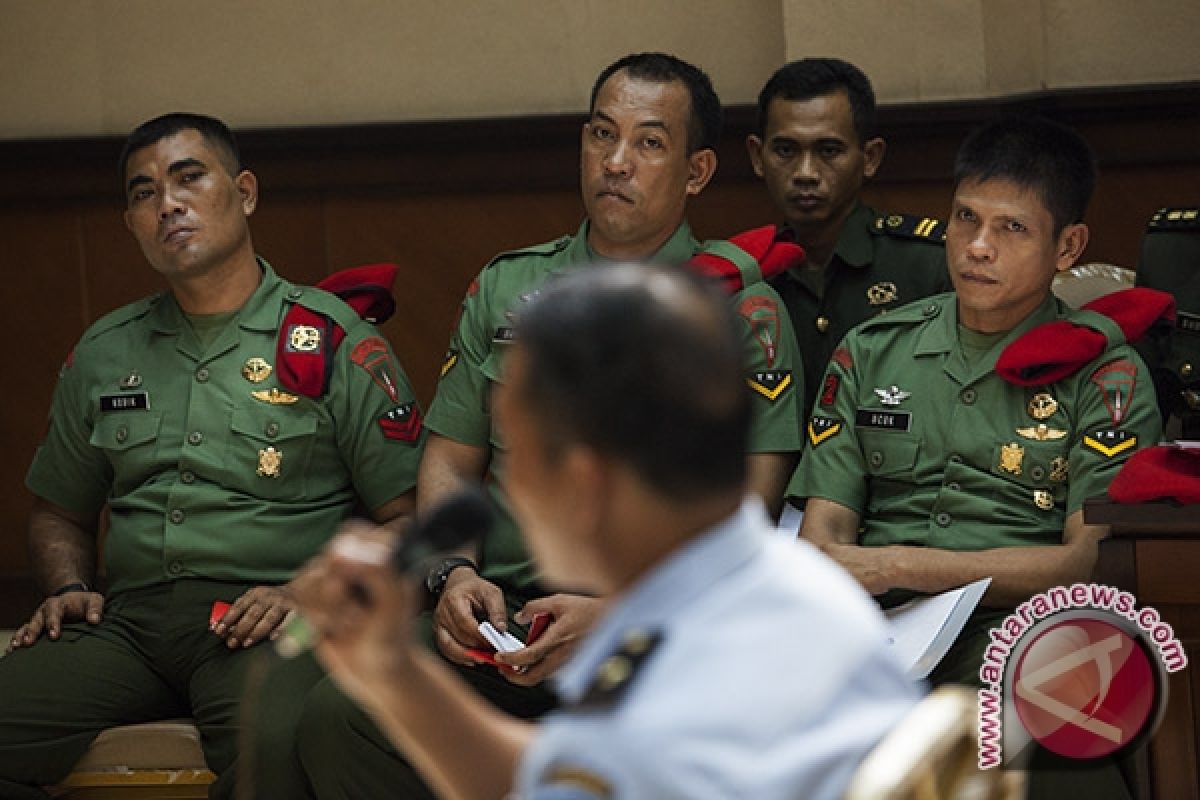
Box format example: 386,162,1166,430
858,297,943,332
1147,207,1200,232
872,213,946,243
80,294,163,343
484,235,572,269
576,628,663,710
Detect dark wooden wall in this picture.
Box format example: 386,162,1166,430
2,84,1198,624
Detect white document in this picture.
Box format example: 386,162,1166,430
884,577,992,681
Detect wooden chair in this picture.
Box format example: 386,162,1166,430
843,686,1024,800
49,720,214,800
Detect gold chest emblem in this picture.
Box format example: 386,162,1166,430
252,388,300,405
1028,392,1058,420
1049,456,1069,483
242,357,273,383
1016,424,1067,442
1034,490,1054,510
999,443,1025,475
866,282,898,306
257,446,283,478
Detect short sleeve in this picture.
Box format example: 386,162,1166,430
424,272,493,447
734,284,805,455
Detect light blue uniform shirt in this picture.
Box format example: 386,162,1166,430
518,500,920,799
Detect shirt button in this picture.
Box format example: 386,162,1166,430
949,454,963,464
187,431,204,445
115,425,128,444
169,509,185,524
923,304,939,317
265,422,280,438
935,512,952,527
1183,362,1194,378
288,288,304,300
180,470,195,484
961,388,977,405
947,482,961,491
195,367,210,383
815,316,830,333
168,560,183,574
869,451,884,468
1031,466,1046,482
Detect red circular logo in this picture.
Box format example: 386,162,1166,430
1013,617,1156,760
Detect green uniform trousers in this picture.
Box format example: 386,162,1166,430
0,579,259,799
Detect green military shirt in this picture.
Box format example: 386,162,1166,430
770,203,950,416
26,260,424,596
790,291,1160,547
1134,206,1200,435
426,220,805,605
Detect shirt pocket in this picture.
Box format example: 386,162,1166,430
229,405,319,500
860,432,920,513
90,412,163,494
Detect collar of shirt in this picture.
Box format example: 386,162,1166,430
572,219,700,267
146,257,285,335
552,496,769,705
781,202,876,282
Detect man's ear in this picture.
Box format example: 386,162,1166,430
1055,222,1089,272
686,148,718,197
235,170,258,216
746,134,766,179
862,137,886,180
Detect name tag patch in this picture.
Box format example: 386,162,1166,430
1177,311,1200,334
855,408,911,432
100,392,149,412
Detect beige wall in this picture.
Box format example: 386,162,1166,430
0,0,785,138
781,0,1200,102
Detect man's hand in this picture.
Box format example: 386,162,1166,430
212,585,295,649
7,589,104,652
493,594,606,686
818,543,895,596
433,569,507,666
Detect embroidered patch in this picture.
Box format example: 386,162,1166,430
466,277,480,297
737,296,781,369
100,392,149,412
808,416,843,446
820,374,839,406
440,349,459,378
1090,359,1137,426
351,336,401,403
1083,428,1138,458
746,370,792,401
286,324,323,353
831,347,853,371
854,408,912,432
378,402,423,443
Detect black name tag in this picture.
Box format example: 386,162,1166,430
100,392,149,412
855,408,911,431
1177,312,1200,334
492,326,517,343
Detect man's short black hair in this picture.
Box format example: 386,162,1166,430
514,263,749,502
589,52,722,154
954,115,1097,234
756,58,876,142
118,112,241,185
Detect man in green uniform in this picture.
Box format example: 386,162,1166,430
1134,206,1200,436
747,58,950,415
0,113,424,799
789,116,1160,797
288,53,805,799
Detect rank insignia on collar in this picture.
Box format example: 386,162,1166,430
808,416,842,446
119,370,143,390
746,370,792,401
242,357,272,383
866,282,898,306
579,628,662,709
252,388,300,405
440,349,459,378
1049,456,1069,482
999,442,1025,475
286,324,322,353
1016,424,1067,441
350,337,401,403
1083,428,1138,458
1090,359,1137,426
257,446,282,478
873,385,911,406
1034,490,1054,510
539,766,613,799
1028,392,1058,420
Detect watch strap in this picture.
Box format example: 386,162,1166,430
50,581,90,598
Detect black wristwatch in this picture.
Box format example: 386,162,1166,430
425,557,477,598
50,581,90,598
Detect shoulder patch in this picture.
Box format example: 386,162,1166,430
484,235,573,269
808,416,843,447
746,369,792,401
1090,358,1138,426
873,213,946,243
737,295,782,369
81,294,162,342
1083,428,1138,458
577,628,661,709
1147,207,1200,232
